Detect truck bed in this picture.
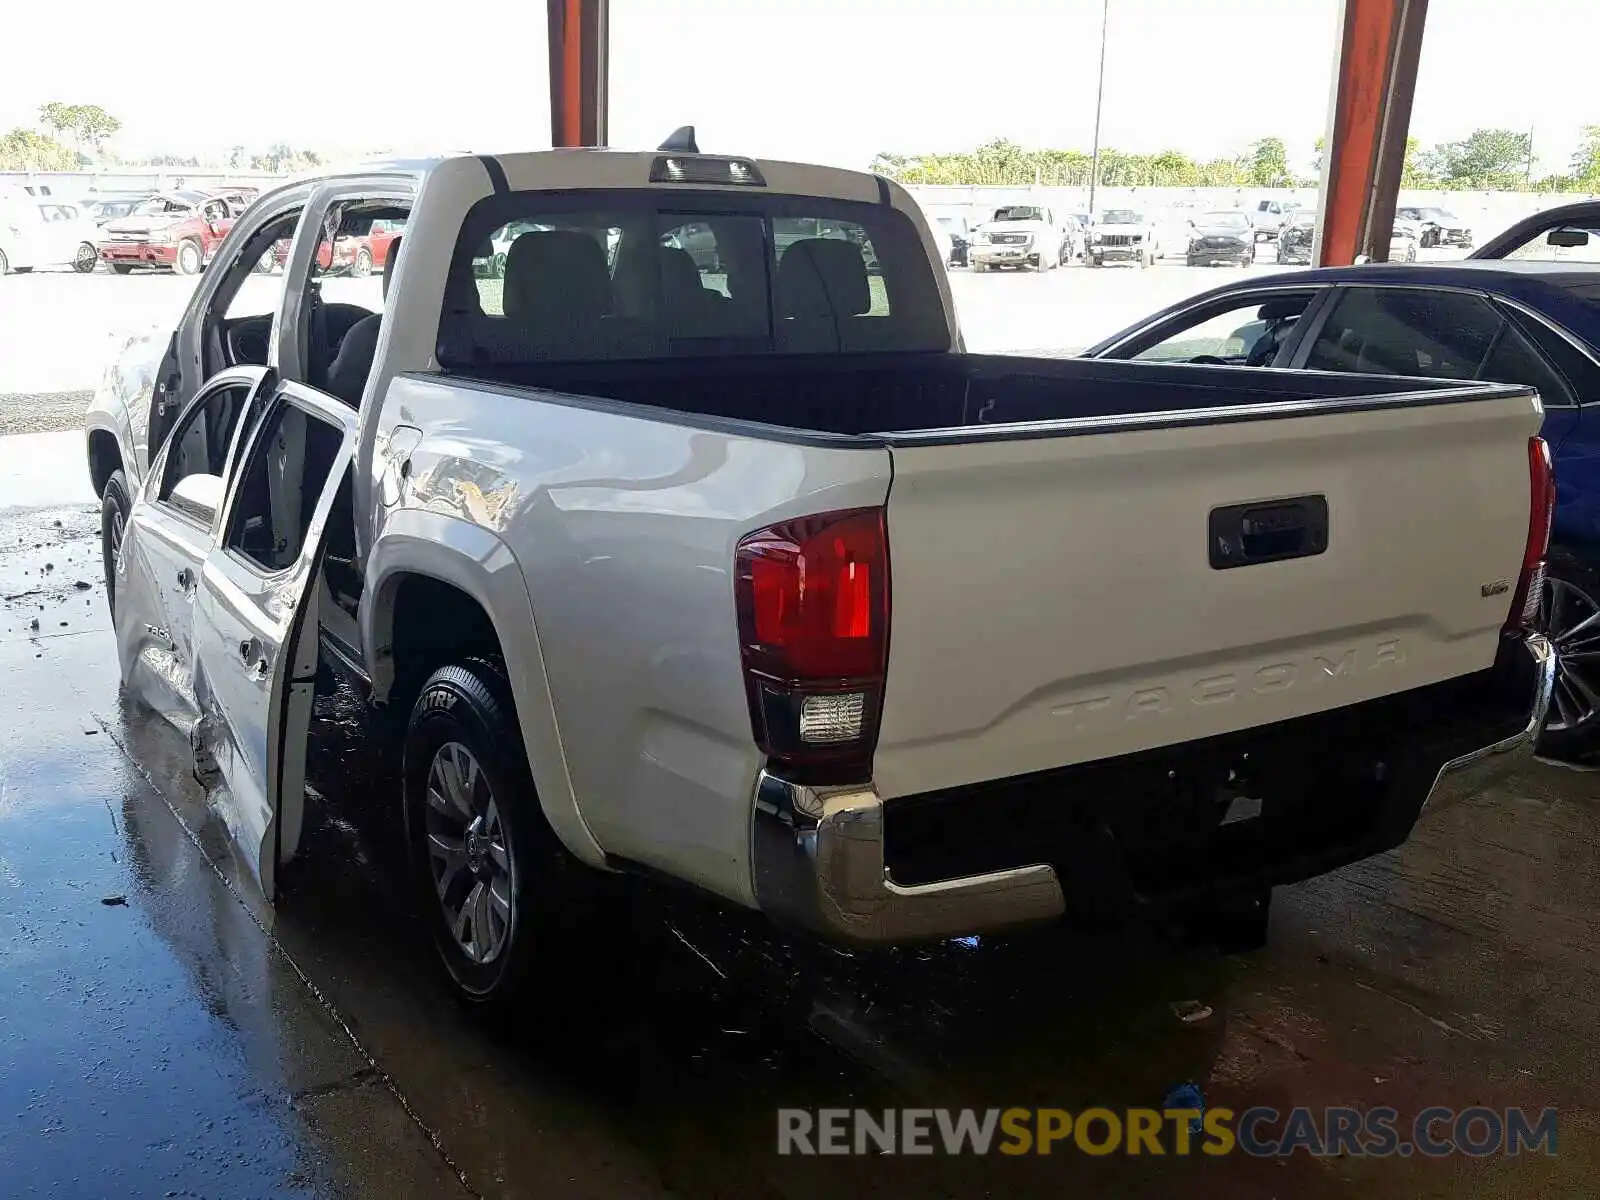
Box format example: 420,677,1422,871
447,352,1483,437
382,357,1540,904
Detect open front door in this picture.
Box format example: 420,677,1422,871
189,383,356,898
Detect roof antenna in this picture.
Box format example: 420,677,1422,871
658,126,699,154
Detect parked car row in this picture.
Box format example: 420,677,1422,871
86,144,1554,1011
0,186,264,275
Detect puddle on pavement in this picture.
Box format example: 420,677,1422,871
0,503,103,642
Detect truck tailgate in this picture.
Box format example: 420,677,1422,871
872,388,1542,800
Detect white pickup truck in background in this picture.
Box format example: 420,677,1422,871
86,142,1553,1007
969,204,1070,272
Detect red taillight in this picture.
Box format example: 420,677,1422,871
1506,436,1555,633
735,508,889,771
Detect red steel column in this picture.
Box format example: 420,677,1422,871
1314,0,1428,265
547,0,609,147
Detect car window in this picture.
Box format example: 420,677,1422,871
1501,226,1600,264
1127,293,1315,364
1303,287,1502,378
157,383,254,521
442,193,944,365
1501,306,1598,405
225,397,345,573
225,208,307,322
1478,319,1578,409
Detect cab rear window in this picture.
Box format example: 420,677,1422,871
436,191,948,367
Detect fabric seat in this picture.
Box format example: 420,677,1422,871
325,235,402,405
777,237,871,318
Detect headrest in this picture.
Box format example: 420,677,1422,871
777,238,871,318
381,235,402,301
504,229,612,322
659,246,706,305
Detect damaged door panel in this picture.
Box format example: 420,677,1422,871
115,367,274,727
187,383,356,898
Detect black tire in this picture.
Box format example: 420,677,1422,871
100,469,132,614
111,264,135,275
403,659,587,1008
0,247,8,275
73,243,98,273
175,239,203,275
1536,548,1600,760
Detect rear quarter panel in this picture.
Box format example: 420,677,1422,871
366,376,893,905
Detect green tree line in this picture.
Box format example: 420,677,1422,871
0,102,325,173
874,128,1600,193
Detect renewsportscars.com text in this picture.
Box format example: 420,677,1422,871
776,1106,1558,1158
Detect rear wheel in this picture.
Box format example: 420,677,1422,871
404,659,602,1008
351,247,373,277
1537,549,1600,759
100,469,132,614
0,248,8,275
175,239,203,275
73,243,98,273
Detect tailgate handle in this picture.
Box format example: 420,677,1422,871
1210,496,1328,569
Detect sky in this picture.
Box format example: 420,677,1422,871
1,0,1592,174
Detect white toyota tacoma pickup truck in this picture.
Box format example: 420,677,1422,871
86,142,1554,1006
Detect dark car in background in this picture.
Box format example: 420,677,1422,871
1397,205,1473,249
936,215,970,266
1085,260,1600,758
1184,210,1255,266
1276,208,1417,265
1277,208,1317,265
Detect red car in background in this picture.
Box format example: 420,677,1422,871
337,217,404,276
261,217,405,276
97,189,246,275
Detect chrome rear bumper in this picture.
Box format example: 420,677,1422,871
751,772,1064,945
1421,633,1554,815
750,634,1553,946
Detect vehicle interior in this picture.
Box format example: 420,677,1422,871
1110,293,1316,367
302,204,412,405
198,202,411,397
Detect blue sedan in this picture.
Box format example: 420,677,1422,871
1087,260,1600,757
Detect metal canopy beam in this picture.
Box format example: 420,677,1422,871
547,0,609,147
1313,0,1428,265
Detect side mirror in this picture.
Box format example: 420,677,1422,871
169,473,224,524
1547,228,1591,249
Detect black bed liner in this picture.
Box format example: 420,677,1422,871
442,352,1508,438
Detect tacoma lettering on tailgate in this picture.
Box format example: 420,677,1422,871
1050,639,1405,730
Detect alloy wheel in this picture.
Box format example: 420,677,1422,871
1542,576,1600,733
424,741,516,964
75,243,97,272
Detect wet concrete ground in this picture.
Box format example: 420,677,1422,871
3,480,1598,1197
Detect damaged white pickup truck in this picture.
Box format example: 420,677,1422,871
86,142,1555,1005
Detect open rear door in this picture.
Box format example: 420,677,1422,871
188,383,356,898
